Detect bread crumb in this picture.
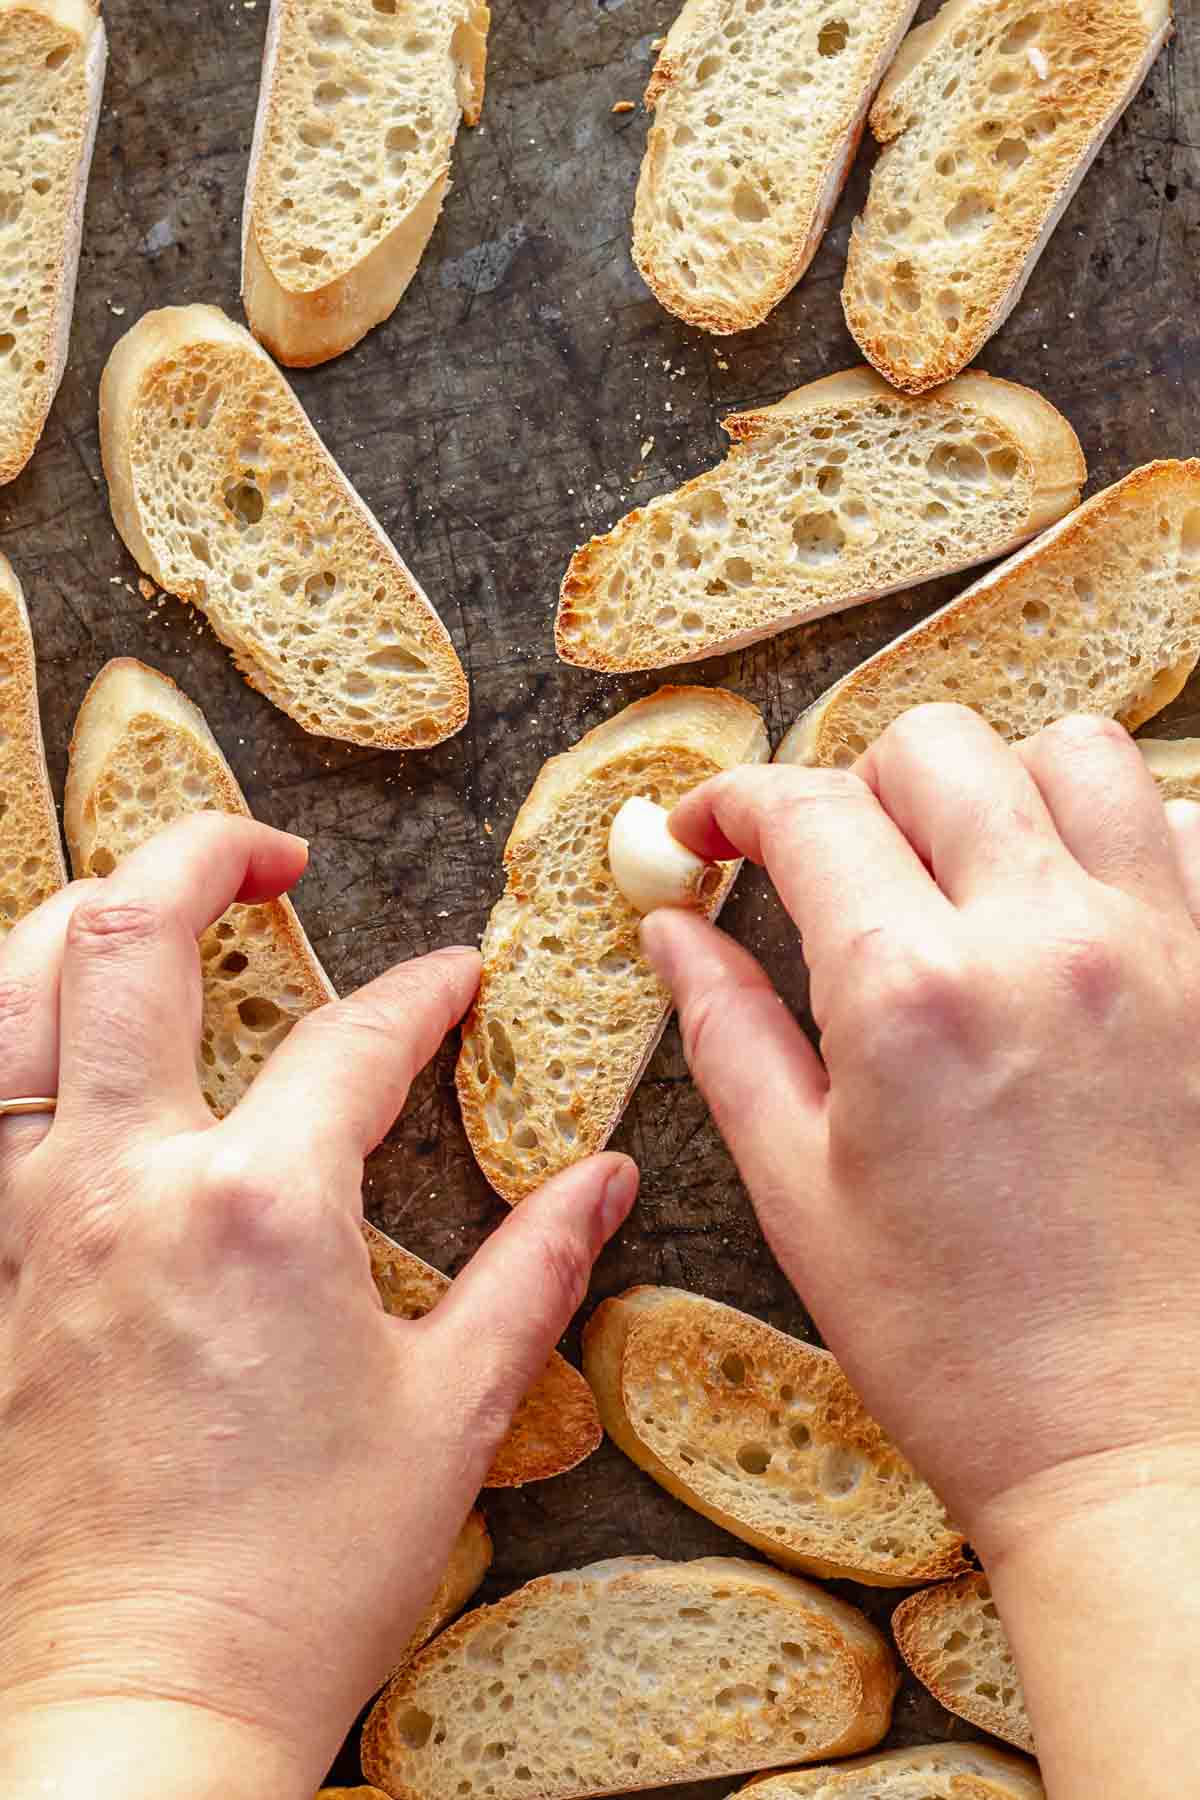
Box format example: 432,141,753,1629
611,100,635,114
651,35,666,50
716,357,730,371
137,576,157,601
640,437,655,460
109,303,126,317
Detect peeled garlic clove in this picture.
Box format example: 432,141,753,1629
608,796,721,914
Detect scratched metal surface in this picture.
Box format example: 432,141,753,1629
3,0,1198,1782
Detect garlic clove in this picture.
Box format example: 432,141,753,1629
608,796,721,915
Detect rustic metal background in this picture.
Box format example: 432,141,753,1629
3,0,1197,1782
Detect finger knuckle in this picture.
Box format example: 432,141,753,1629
67,897,171,956
201,1144,296,1248
529,1222,592,1319
759,771,867,853
1051,930,1126,1021
854,951,974,1059
1039,712,1129,758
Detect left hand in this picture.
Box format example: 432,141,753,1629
0,815,638,1800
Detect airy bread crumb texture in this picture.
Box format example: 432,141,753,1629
633,0,917,332
0,557,65,931
0,0,103,483
892,1574,1032,1753
586,1287,968,1586
66,661,334,1116
457,689,768,1202
363,1221,603,1488
102,308,467,749
362,1556,897,1799
557,369,1083,672
782,461,1200,768
252,0,487,296
843,0,1169,390
738,1742,1045,1800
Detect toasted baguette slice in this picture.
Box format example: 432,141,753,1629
243,0,490,366
99,305,468,750
456,688,769,1202
0,554,66,931
778,461,1200,768
557,369,1084,673
65,658,336,1115
362,1555,898,1797
0,0,106,484
893,1575,1031,1754
632,0,920,333
364,1222,602,1487
584,1287,967,1587
396,1509,491,1675
1138,738,1200,801
738,1743,1044,1800
842,0,1173,392
318,1791,390,1799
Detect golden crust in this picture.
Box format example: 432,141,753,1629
363,1222,602,1486
456,689,768,1203
0,554,66,931
584,1286,969,1586
633,1,920,334
782,460,1200,769
99,306,468,752
892,1575,1033,1754
843,0,1172,391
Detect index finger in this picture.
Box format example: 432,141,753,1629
667,765,948,980
224,946,481,1182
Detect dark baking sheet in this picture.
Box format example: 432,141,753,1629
3,0,1198,1783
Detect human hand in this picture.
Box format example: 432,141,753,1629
0,815,637,1800
642,707,1200,1542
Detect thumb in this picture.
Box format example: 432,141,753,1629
414,1153,638,1485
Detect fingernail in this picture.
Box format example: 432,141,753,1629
285,832,310,851
600,1160,640,1236
639,912,674,982
438,944,481,959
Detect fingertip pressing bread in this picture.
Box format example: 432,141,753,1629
584,1286,968,1587
842,0,1173,391
99,304,468,750
632,0,920,333
737,1742,1044,1800
363,1222,602,1487
243,0,490,365
0,553,66,931
65,656,336,1115
0,0,106,484
778,460,1200,768
557,368,1084,672
456,687,769,1203
362,1555,898,1797
893,1574,1032,1754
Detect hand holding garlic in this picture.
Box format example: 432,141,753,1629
608,796,722,914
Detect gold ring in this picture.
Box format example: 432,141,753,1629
0,1097,58,1118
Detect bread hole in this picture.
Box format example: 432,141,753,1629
929,441,986,486
791,512,845,566
0,333,14,357
44,41,73,69
816,465,843,498
487,1019,517,1088
554,1111,576,1144
1180,509,1200,560
314,79,346,107
224,479,264,528
715,1684,761,1711
924,500,950,522
1024,109,1059,141
695,53,722,83
189,532,213,567
818,17,849,56
387,123,420,154
238,997,282,1034
989,66,1022,96
780,1641,810,1665
788,1421,811,1450
721,1352,746,1385
994,134,1029,171
732,181,768,224
1000,12,1043,54
942,75,959,98
220,952,250,976
945,191,992,238
367,645,429,674
989,447,1021,482
737,1443,771,1475
820,1446,867,1496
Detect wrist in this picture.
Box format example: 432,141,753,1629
0,1697,314,1800
974,1439,1200,1799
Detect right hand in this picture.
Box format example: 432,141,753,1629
642,706,1200,1545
